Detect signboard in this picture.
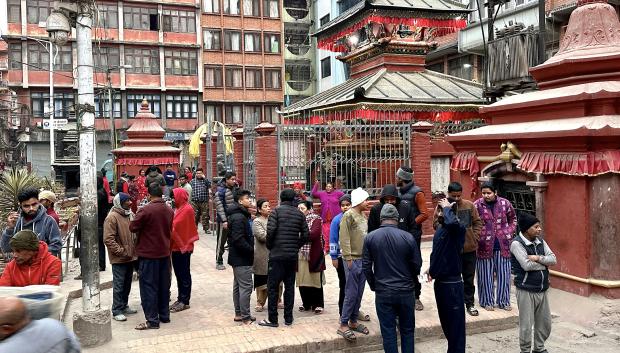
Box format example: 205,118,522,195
42,119,69,130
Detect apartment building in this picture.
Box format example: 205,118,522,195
282,0,314,106
201,0,284,126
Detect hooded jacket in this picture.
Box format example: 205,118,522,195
267,201,309,261
171,188,200,253
1,206,62,255
227,203,254,267
145,170,165,188
367,185,419,242
103,206,137,264
0,241,61,286
429,206,466,281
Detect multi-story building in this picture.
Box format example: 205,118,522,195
1,0,202,177
201,0,284,126
283,0,314,106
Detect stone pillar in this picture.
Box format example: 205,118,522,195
232,128,244,179
526,173,548,238
254,123,279,206
411,121,434,237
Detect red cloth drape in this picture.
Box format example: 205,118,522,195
518,151,620,176
115,157,179,166
284,110,480,124
450,151,480,197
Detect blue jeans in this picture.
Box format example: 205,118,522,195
375,292,415,353
340,259,366,325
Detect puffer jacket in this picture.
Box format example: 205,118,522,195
0,241,61,286
227,203,254,267
171,188,199,253
1,206,62,255
474,196,517,259
103,207,137,264
145,171,165,188
214,182,237,223
266,201,309,261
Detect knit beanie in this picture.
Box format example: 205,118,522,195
351,188,369,208
38,190,57,203
380,204,400,221
9,230,40,251
280,188,296,202
518,212,540,233
118,192,131,204
396,167,413,181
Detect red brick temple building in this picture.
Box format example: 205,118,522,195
449,0,620,298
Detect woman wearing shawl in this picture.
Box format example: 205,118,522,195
312,180,344,253
135,169,149,207
296,200,326,314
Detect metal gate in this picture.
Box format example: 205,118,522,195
497,180,536,233
277,124,411,198
243,113,260,196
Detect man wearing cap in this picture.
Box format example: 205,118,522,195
363,204,422,353
38,190,60,226
0,230,62,286
511,213,556,353
337,187,370,342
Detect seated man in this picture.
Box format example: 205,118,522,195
0,230,61,287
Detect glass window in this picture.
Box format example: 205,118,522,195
203,29,222,50
94,92,122,118
27,0,51,24
245,68,262,88
28,43,73,72
243,0,260,16
319,14,330,27
244,105,261,125
93,46,120,72
162,9,196,33
321,57,331,78
31,92,75,119
125,47,160,74
225,67,243,88
224,105,242,124
224,30,241,51
427,62,444,74
263,0,279,18
9,43,22,70
203,0,220,13
265,69,281,89
263,33,280,53
95,4,118,28
166,95,198,119
264,105,280,123
123,6,159,30
224,0,240,15
205,66,223,87
164,49,198,76
448,55,473,80
205,104,223,123
8,0,21,23
244,32,261,52
127,94,161,118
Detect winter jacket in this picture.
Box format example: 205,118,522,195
398,181,429,230
433,199,483,253
1,206,62,255
145,171,165,188
214,183,237,223
103,207,137,264
429,206,466,281
46,207,61,226
311,182,344,222
363,224,422,294
227,203,254,267
171,188,199,253
511,233,557,293
474,197,517,259
163,170,177,187
0,318,81,353
0,241,61,287
367,185,418,242
266,201,308,261
339,209,368,261
130,199,174,259
328,212,344,260
252,216,269,275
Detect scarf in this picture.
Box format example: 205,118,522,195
300,210,321,260
111,193,132,217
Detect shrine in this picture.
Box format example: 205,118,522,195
449,0,620,298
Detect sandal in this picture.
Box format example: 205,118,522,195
349,323,369,335
135,322,159,330
170,301,190,313
484,306,495,311
501,305,513,311
314,307,324,314
258,319,278,328
255,305,264,312
467,306,479,316
337,328,356,342
298,306,306,312
277,302,285,309
234,317,243,322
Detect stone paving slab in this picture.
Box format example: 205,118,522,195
64,228,518,352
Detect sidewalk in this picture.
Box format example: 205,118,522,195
63,229,518,353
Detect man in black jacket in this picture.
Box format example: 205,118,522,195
363,204,422,353
227,189,255,325
259,189,308,327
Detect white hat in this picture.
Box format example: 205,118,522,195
350,187,369,208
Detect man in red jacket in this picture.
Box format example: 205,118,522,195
0,230,61,287
170,188,199,313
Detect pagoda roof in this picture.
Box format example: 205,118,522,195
282,68,483,115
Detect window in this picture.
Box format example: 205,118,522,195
224,30,241,51
321,57,331,78
123,6,159,30
263,33,280,53
224,0,240,15
127,94,161,118
243,0,260,16
225,67,243,88
205,104,222,123
94,92,122,118
31,92,75,119
205,66,223,87
203,0,220,13
448,55,473,80
203,29,222,50
8,0,21,23
93,46,120,72
245,68,262,88
27,0,51,24
95,4,118,28
166,95,198,119
244,32,261,52
9,43,22,70
244,105,261,125
162,9,196,33
125,47,160,74
265,69,281,89
164,49,198,76
264,105,280,123
319,14,330,27
263,0,279,18
28,43,73,72
427,62,444,74
225,105,242,124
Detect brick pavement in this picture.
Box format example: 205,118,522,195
64,228,518,353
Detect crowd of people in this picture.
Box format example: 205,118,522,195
0,164,558,353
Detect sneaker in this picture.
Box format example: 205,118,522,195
415,299,424,311
113,314,127,322
216,264,226,270
123,307,138,315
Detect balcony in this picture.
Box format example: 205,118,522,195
487,27,539,93
283,0,311,24
284,44,314,61
285,79,315,96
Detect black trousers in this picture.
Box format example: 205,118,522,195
434,280,466,353
138,257,171,327
112,261,136,315
336,257,346,315
171,251,192,305
215,223,229,265
462,251,477,307
97,226,106,271
299,283,324,310
413,233,422,299
267,259,297,324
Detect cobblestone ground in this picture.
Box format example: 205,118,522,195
63,228,519,353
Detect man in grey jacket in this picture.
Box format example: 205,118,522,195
213,172,238,270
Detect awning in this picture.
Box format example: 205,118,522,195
284,110,480,124
115,157,179,166
518,151,620,176
450,151,479,196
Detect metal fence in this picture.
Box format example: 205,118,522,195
277,123,412,198
243,113,260,196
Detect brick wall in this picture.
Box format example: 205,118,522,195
232,130,245,179
254,128,279,206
